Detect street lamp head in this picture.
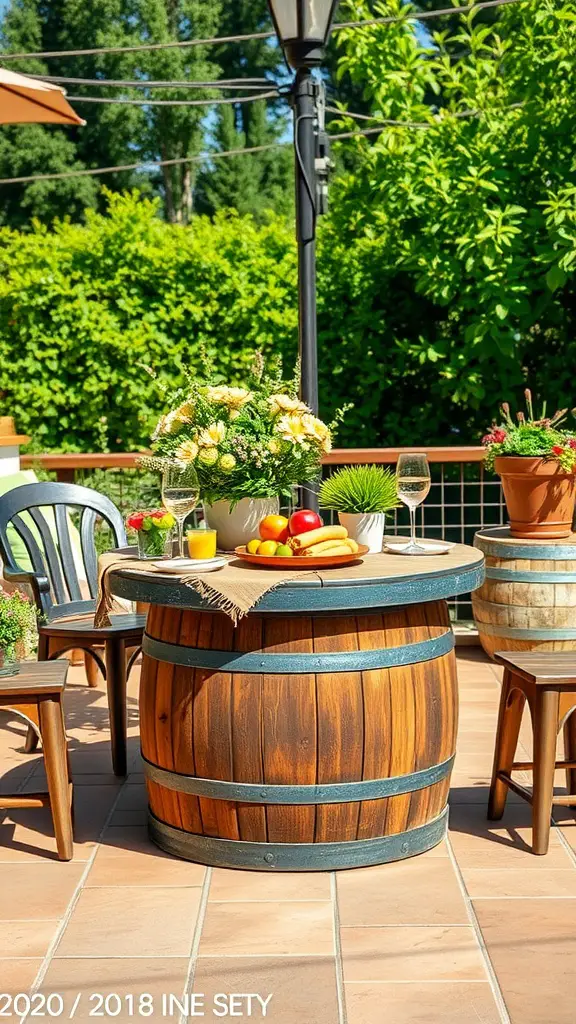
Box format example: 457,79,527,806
267,0,339,68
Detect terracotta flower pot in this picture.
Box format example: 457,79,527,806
494,456,576,539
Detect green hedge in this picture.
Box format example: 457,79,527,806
0,192,298,452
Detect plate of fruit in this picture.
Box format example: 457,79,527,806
235,510,368,568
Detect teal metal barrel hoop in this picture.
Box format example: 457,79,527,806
109,561,484,614
142,628,454,674
475,527,576,561
143,754,455,805
478,623,576,641
148,807,449,870
486,567,576,584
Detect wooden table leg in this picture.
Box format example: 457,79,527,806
38,697,73,861
563,710,576,795
488,670,526,820
532,687,560,856
105,637,127,777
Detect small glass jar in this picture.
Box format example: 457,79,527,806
137,528,174,560
127,510,175,560
187,527,217,560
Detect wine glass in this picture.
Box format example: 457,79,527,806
396,453,431,554
161,464,200,559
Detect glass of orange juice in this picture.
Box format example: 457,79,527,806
187,527,217,560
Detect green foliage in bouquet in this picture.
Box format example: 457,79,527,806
482,390,576,473
145,354,348,504
319,465,399,515
0,589,38,660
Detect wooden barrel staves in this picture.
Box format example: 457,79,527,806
473,527,576,657
139,600,457,870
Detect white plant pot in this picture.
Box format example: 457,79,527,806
338,512,385,554
203,497,280,551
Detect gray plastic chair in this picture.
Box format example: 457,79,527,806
0,482,145,776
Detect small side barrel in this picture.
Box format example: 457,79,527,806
138,600,457,871
473,526,576,657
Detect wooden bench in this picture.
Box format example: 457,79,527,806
489,650,576,854
0,661,73,860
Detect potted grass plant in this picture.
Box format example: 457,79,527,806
482,390,576,538
318,465,398,553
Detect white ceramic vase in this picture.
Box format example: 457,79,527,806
338,512,385,554
203,497,280,551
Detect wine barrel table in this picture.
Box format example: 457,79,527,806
473,527,576,657
109,546,484,871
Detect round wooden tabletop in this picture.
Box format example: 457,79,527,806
109,540,484,614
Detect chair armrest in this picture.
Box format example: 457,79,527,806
2,565,50,612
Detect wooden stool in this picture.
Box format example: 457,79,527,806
488,651,576,855
0,661,73,860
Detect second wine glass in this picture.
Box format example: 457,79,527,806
396,453,431,554
161,464,200,559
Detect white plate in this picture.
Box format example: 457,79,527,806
384,540,455,556
152,557,227,574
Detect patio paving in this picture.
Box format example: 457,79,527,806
1,648,576,1023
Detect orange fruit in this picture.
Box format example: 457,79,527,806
259,514,289,542
258,540,279,556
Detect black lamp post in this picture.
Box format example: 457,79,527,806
267,0,339,508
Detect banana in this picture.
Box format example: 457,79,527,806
305,539,352,555
289,525,348,551
346,538,359,553
315,544,356,557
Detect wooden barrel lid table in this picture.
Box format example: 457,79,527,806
110,545,484,871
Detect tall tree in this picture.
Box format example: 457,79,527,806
0,0,222,223
191,0,294,217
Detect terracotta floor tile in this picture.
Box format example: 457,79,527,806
13,784,119,847
193,956,339,1024
109,808,148,826
0,960,42,996
454,732,501,756
199,901,334,956
56,887,201,957
474,898,576,1024
463,867,576,897
449,784,523,805
87,827,205,886
345,981,501,1024
341,925,486,982
39,959,189,1022
0,863,85,919
0,920,58,959
449,806,571,868
208,868,331,901
337,858,468,926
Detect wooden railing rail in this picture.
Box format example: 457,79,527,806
21,446,486,482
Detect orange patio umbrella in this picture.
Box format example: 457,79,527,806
0,68,85,125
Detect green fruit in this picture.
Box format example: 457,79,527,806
275,544,294,557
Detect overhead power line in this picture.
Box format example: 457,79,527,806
0,0,532,63
0,104,509,187
37,76,271,88
326,105,430,128
67,90,279,106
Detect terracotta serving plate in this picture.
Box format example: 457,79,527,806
234,544,369,569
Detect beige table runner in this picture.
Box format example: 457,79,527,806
96,543,483,627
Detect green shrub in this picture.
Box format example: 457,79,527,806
0,191,298,452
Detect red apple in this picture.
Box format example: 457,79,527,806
288,509,323,536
